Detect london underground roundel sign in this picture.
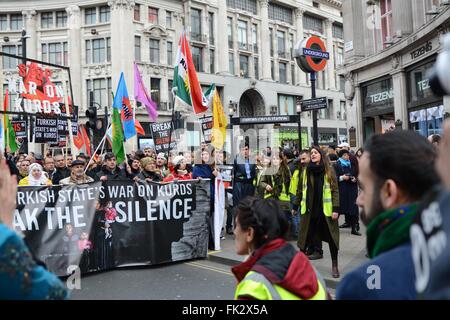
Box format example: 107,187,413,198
294,36,329,73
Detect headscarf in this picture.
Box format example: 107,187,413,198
28,163,49,186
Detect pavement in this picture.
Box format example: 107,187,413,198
207,215,368,291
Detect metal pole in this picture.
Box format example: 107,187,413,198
229,114,233,164
21,30,29,154
310,72,318,146
297,112,302,151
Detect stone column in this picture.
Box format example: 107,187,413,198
108,0,136,150
217,0,229,74
259,0,271,81
295,8,306,86
325,19,336,90
22,10,37,60
108,0,134,91
392,69,408,129
66,5,82,109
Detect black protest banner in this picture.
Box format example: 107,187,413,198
34,117,58,143
150,121,177,153
200,116,213,143
58,105,78,136
14,180,210,276
11,120,27,138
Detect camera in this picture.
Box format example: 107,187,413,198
428,33,450,96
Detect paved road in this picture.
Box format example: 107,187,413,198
70,259,236,300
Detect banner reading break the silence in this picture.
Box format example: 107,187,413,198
14,180,210,276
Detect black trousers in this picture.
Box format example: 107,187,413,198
228,182,255,229
306,214,338,261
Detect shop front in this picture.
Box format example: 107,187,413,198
361,77,395,139
274,126,309,150
407,57,444,137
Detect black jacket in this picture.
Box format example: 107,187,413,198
95,166,127,181
52,167,71,185
233,156,257,183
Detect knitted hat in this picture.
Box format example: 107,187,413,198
172,155,185,167
140,157,155,168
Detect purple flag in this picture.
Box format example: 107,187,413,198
134,62,158,121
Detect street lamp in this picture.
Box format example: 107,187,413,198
228,101,237,161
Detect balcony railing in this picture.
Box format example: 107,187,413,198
191,32,202,42
238,42,248,51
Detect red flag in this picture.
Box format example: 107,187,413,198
73,125,84,149
81,124,91,157
183,35,209,114
134,119,145,136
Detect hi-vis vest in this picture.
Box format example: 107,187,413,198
235,270,328,300
300,170,333,216
263,175,290,201
289,169,300,196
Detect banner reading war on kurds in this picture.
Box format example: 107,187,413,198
14,180,210,276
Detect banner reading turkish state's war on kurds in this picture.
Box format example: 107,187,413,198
14,180,210,276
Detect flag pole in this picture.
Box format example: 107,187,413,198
84,124,110,174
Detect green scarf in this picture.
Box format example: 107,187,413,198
366,203,418,259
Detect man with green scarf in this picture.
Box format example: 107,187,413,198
336,130,439,299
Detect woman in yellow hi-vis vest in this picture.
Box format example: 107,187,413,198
293,146,340,278
232,197,329,300
258,152,292,230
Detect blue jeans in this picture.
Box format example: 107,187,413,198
290,195,300,237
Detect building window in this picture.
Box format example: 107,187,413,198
99,6,110,23
92,39,105,63
252,24,258,53
191,46,202,72
148,7,158,24
63,42,68,66
227,17,233,48
271,61,274,80
269,28,274,56
41,12,53,29
226,0,257,15
149,39,160,64
86,38,110,64
291,64,295,85
208,12,214,45
134,4,140,21
268,2,293,25
56,11,67,28
289,34,294,60
150,78,161,106
93,78,108,107
167,41,173,66
332,23,343,39
277,31,286,58
278,94,296,115
313,2,320,8
166,11,172,28
49,43,62,65
279,62,287,83
0,15,7,31
229,52,234,74
106,37,111,62
239,55,249,78
10,14,23,30
85,8,96,25
191,9,202,41
380,0,393,47
303,14,323,34
335,46,344,67
238,20,248,50
210,49,215,73
339,101,346,120
339,75,345,93
2,45,21,69
254,57,259,79
135,36,141,61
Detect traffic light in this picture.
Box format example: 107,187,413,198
86,91,97,131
